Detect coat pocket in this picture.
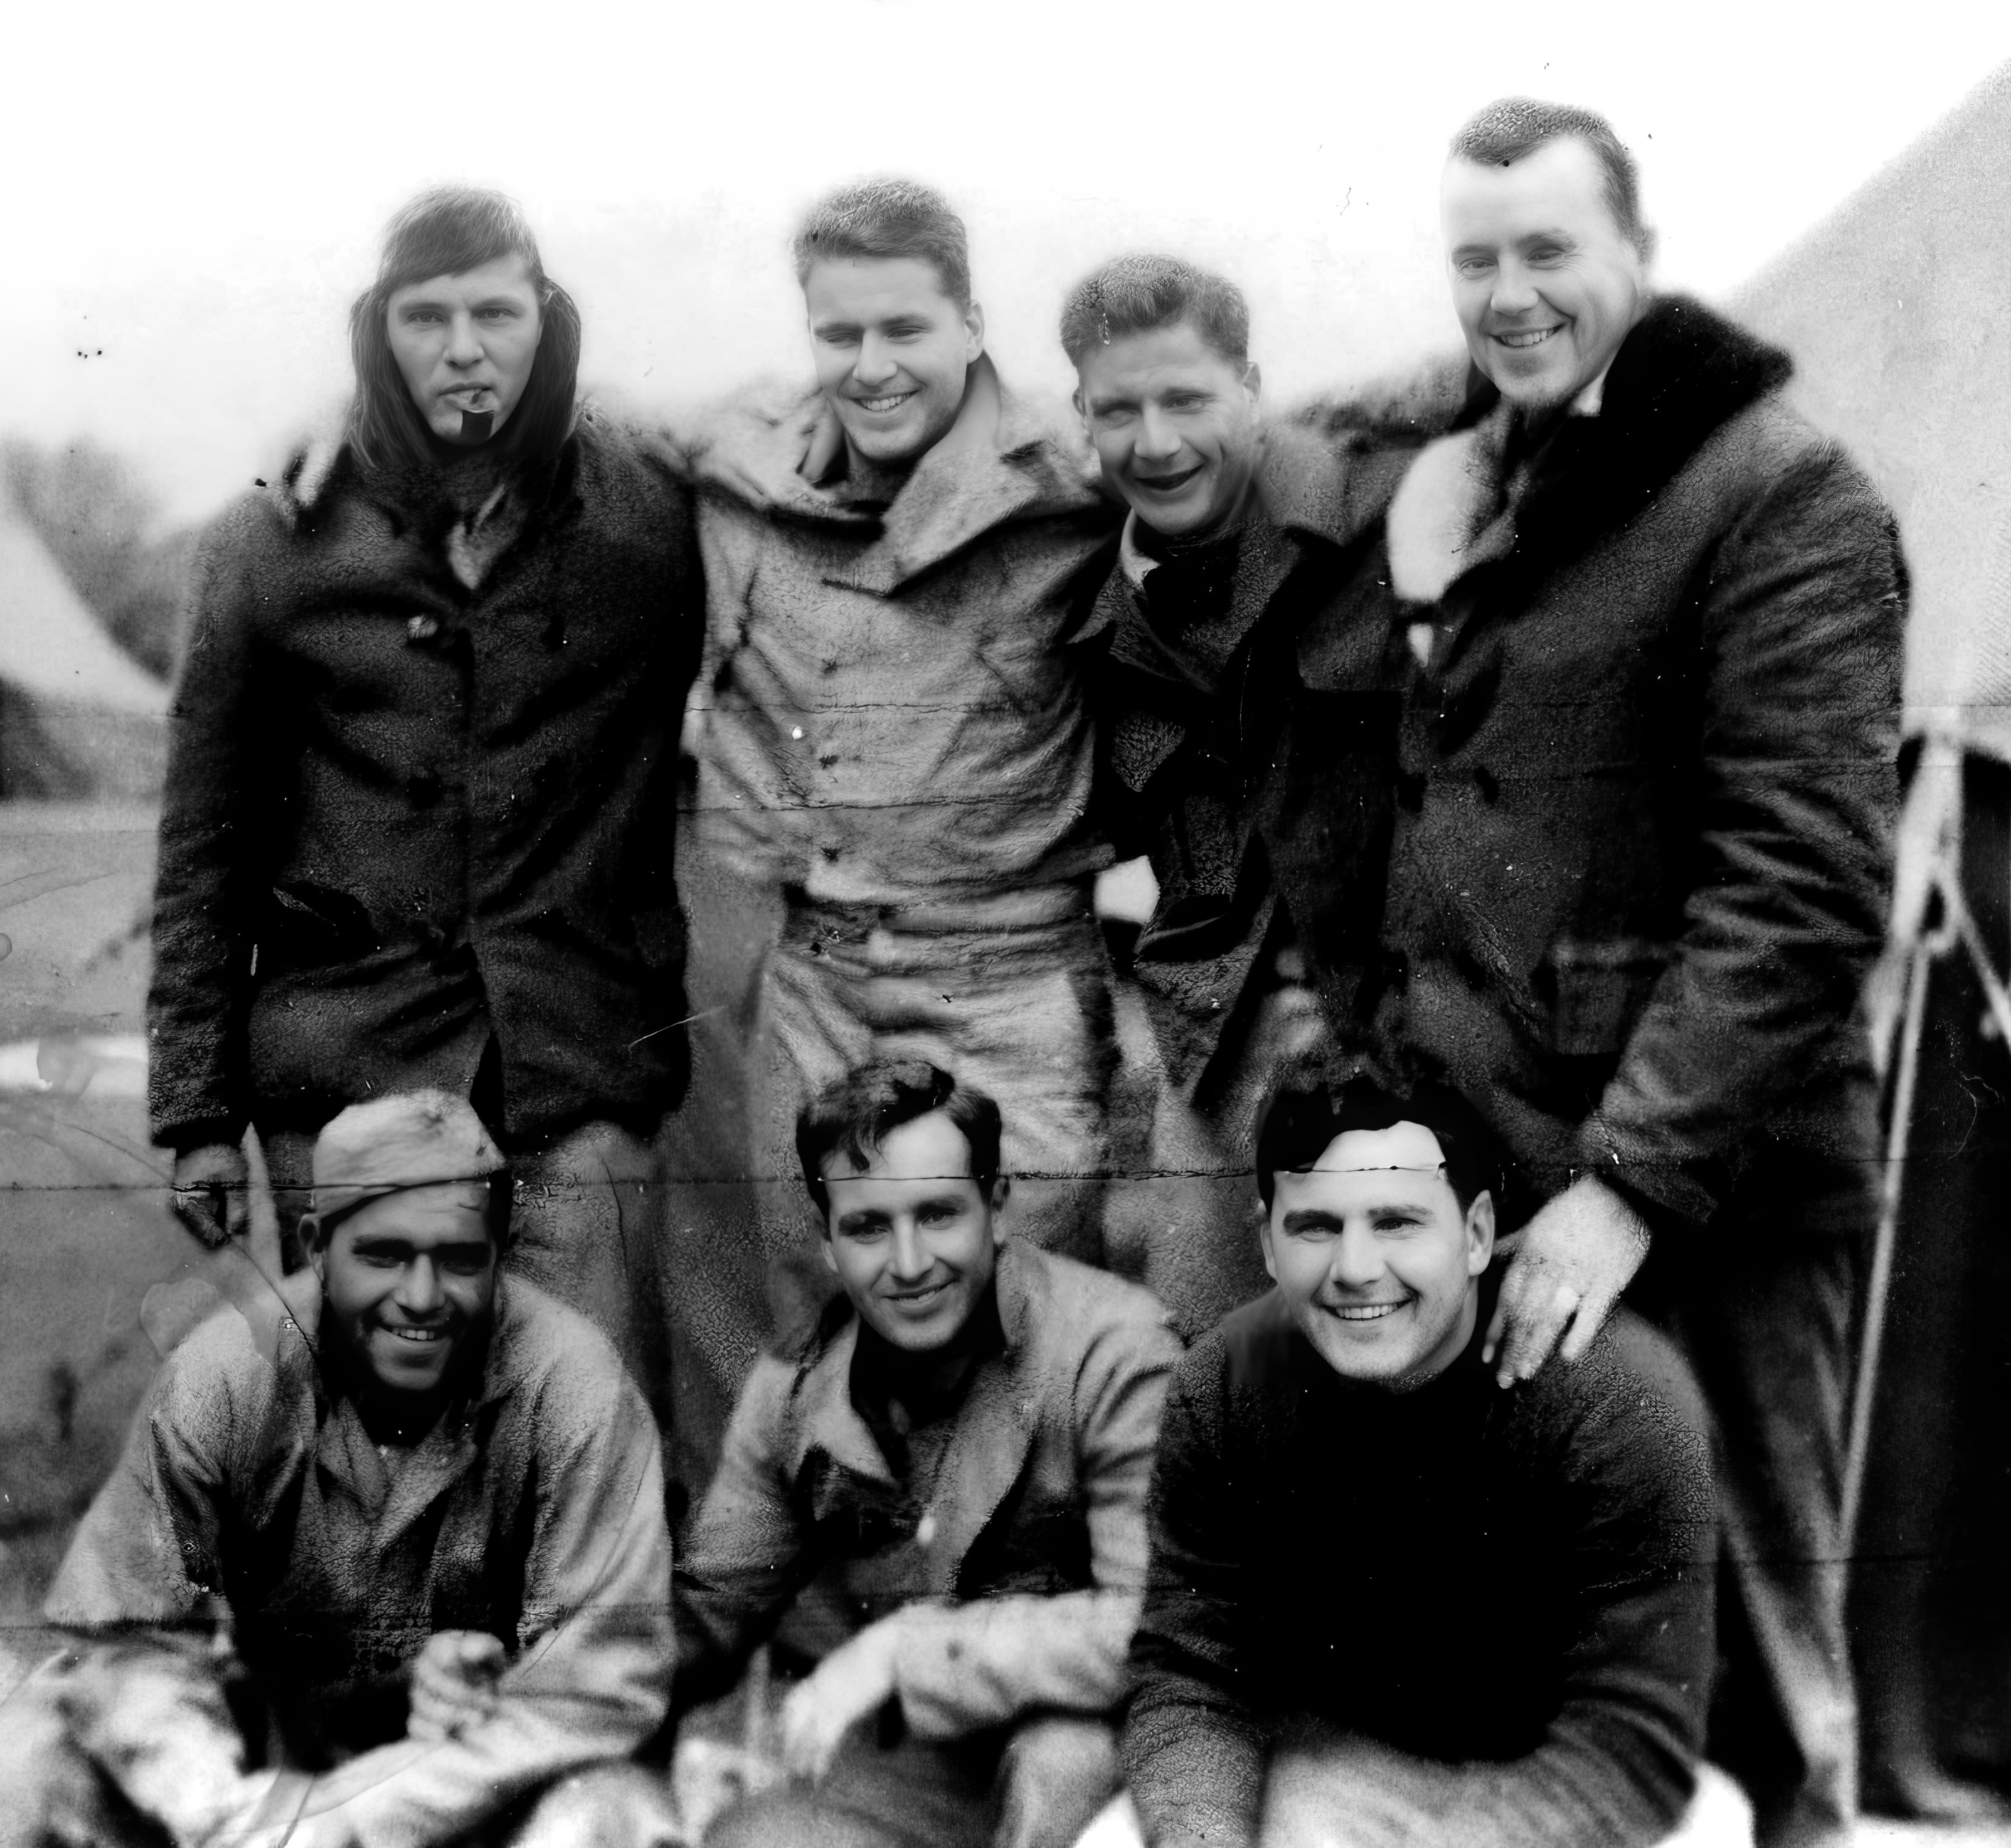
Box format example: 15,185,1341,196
1539,935,1675,1059
262,881,383,969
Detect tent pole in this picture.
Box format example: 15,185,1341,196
1842,933,1934,1555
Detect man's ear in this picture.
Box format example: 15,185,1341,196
1257,1210,1280,1284
298,1213,327,1275
1465,1190,1497,1276
1072,384,1088,429
1243,361,1263,406
963,299,986,361
818,1224,840,1277
988,1173,1011,1230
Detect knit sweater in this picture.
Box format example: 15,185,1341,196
1124,1284,1717,1848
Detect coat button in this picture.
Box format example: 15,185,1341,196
407,614,441,643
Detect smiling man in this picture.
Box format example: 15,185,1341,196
1060,255,1399,1334
668,178,1122,1493
1122,1075,1717,1848
1282,98,1907,1847
672,1060,1179,1848
29,1091,677,1848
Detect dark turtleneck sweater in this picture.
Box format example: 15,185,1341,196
1125,1279,1717,1848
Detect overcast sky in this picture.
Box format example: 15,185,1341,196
8,0,2009,527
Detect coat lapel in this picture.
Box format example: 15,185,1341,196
920,1244,1040,1592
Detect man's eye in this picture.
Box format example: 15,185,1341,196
1456,259,1493,278
356,1250,403,1268
918,1205,957,1226
439,1253,489,1275
1094,408,1135,426
477,307,519,321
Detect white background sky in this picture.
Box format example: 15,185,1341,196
7,0,2009,528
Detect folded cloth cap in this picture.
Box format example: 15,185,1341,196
310,1089,507,1225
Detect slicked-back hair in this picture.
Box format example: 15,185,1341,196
1448,97,1651,258
791,178,972,309
346,186,582,474
1059,254,1251,368
796,1060,1002,1221
1256,1074,1500,1214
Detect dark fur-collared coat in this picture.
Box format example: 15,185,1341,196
147,408,704,1153
1309,295,1907,1229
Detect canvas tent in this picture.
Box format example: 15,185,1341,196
0,495,168,799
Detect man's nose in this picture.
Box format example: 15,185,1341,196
1327,1224,1384,1291
889,1222,933,1283
1135,406,1183,463
852,336,900,387
1489,260,1540,317
444,312,484,367
396,1255,444,1315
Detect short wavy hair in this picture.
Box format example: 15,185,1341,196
1449,98,1651,258
1255,1073,1501,1214
792,177,972,308
1058,254,1250,368
796,1060,1002,1220
346,186,581,473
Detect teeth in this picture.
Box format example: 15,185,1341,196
1332,1303,1400,1321
859,394,912,413
388,1327,445,1342
1496,328,1558,349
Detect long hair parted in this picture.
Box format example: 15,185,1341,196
345,185,582,474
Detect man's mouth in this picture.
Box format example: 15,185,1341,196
1492,327,1561,351
1134,463,1203,494
853,391,916,415
381,1324,450,1345
886,1280,951,1310
1327,1301,1406,1322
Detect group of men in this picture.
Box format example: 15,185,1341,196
17,88,1903,1848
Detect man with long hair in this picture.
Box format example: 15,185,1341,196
147,187,703,1405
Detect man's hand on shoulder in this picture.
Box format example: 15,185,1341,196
1483,1175,1650,1389
778,1613,910,1781
407,1629,506,1743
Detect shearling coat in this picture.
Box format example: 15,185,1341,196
46,1274,673,1847
1307,297,1906,1230
147,410,704,1153
678,356,1119,911
672,1239,1179,1740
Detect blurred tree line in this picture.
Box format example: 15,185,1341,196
3,439,196,681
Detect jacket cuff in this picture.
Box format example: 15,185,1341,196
1571,1117,1719,1234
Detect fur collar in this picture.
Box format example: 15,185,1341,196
1379,295,1792,604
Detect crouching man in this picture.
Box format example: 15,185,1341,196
20,1091,677,1848
1122,1076,1718,1848
673,1061,1181,1848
